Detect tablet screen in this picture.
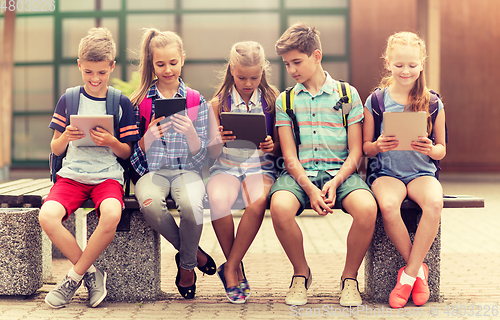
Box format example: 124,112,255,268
70,115,114,147
221,112,267,149
383,111,427,151
154,98,187,119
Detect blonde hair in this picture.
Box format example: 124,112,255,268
212,41,278,118
78,27,116,65
129,28,184,106
378,31,434,132
275,22,322,56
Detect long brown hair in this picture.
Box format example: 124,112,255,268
378,31,433,132
211,41,278,118
129,28,184,107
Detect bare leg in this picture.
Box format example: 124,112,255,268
224,174,274,288
340,189,377,280
270,190,309,277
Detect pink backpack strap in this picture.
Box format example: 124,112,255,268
139,95,153,128
186,87,200,122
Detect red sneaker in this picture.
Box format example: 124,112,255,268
389,267,413,309
412,263,430,306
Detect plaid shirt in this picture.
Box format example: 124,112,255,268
130,79,209,176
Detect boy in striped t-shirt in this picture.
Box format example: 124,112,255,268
269,22,377,307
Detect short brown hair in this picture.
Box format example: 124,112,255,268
78,27,116,65
275,22,322,56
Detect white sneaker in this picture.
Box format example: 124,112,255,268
340,278,362,306
285,270,312,306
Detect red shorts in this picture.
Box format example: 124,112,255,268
45,176,124,220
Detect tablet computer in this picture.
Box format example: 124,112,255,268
220,112,267,149
154,98,187,119
70,115,114,147
383,111,427,151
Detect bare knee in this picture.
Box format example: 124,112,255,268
38,202,65,233
98,200,122,232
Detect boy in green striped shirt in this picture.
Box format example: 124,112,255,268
269,22,377,307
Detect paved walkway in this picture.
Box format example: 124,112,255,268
0,172,499,319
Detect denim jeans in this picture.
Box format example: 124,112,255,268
135,169,205,270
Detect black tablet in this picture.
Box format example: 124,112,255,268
220,112,267,149
154,98,187,119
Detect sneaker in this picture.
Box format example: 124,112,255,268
340,278,362,306
389,267,413,309
83,268,107,307
412,263,430,306
45,275,82,308
285,270,312,306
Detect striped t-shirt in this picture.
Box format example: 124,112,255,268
275,72,364,176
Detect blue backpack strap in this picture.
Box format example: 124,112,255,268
105,86,122,138
65,86,81,122
370,88,385,141
51,86,80,183
261,96,274,138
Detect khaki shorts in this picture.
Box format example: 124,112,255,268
269,171,373,215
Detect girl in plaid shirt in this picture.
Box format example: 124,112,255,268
129,28,216,300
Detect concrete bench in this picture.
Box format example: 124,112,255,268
0,178,485,303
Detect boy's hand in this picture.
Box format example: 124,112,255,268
259,135,274,153
308,186,334,216
375,132,399,153
89,126,115,147
63,125,85,142
171,114,196,138
321,180,337,213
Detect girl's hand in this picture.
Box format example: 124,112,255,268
259,135,274,153
89,126,115,147
140,115,169,151
411,134,433,155
219,125,236,144
171,113,196,138
63,125,85,142
375,132,399,153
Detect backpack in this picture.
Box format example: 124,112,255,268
49,86,126,185
282,80,352,148
366,88,448,180
138,87,200,130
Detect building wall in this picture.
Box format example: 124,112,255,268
351,0,500,172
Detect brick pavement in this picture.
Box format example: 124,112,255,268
0,172,499,319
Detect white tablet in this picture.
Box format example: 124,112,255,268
220,112,267,149
70,115,114,147
383,111,427,151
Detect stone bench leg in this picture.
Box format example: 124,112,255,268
86,209,161,302
0,208,43,296
364,208,441,303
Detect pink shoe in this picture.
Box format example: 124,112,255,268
412,263,430,306
389,267,413,309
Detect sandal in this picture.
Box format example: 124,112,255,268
175,253,196,299
197,247,216,275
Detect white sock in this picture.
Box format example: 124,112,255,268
400,269,416,287
417,265,425,280
86,265,96,274
68,267,84,282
